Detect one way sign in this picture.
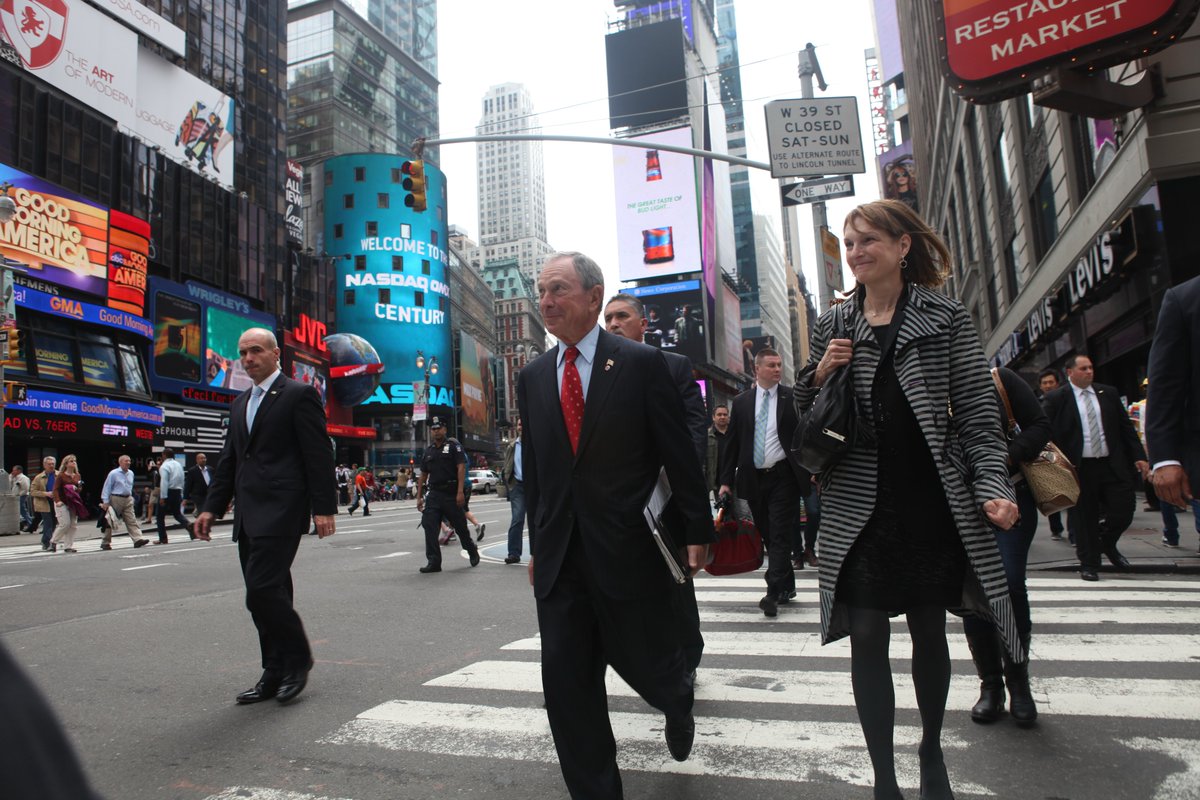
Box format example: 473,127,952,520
781,176,855,206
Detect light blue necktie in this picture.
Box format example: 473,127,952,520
247,385,265,430
753,389,770,468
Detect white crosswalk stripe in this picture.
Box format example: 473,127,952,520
269,568,1200,795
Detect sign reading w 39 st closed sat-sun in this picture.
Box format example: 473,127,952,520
940,0,1200,102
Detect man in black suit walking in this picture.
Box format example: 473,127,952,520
184,452,211,518
718,347,810,616
604,292,708,677
518,252,713,800
1043,354,1148,581
1146,275,1200,532
195,327,336,704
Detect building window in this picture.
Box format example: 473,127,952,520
334,223,343,239
325,171,334,186
414,291,424,306
391,167,401,183
355,255,367,271
422,259,431,275
343,194,354,209
354,166,365,182
1003,236,1020,301
377,193,389,209
344,290,356,306
379,288,391,304
366,221,378,237
430,229,439,247
392,255,404,271
1031,169,1058,260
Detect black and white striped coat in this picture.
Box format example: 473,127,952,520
794,284,1023,662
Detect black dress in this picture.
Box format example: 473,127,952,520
836,306,966,613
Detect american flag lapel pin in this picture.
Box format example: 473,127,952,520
605,359,614,372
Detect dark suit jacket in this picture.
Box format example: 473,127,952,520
184,464,211,508
205,373,336,540
662,350,708,467
517,329,714,600
1145,275,1200,479
718,382,810,497
1043,381,1146,484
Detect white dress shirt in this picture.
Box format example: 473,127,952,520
755,384,787,469
1071,382,1110,458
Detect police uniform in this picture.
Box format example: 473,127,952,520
419,418,479,571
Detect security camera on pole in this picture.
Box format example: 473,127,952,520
764,44,868,310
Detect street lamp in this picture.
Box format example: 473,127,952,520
0,182,15,224
416,350,438,446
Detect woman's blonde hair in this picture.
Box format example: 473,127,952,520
844,199,952,288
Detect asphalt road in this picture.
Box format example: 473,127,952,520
2,495,1198,799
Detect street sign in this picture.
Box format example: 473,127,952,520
781,176,855,207
764,97,866,178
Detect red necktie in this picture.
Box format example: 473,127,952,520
561,346,584,454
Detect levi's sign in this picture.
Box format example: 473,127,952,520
939,0,1200,101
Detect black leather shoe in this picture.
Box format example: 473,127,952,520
133,539,149,548
100,543,112,551
778,590,797,604
1080,569,1099,582
758,594,777,617
276,671,309,703
236,674,282,704
419,563,442,573
469,550,480,567
1105,549,1131,570
504,556,521,564
664,712,695,761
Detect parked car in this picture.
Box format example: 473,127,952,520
468,469,500,493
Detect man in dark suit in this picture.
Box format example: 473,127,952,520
518,253,713,799
1146,275,1200,531
718,347,810,616
183,452,212,518
604,292,708,677
1043,354,1148,581
195,327,336,704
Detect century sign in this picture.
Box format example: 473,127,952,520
764,98,866,179
939,0,1200,102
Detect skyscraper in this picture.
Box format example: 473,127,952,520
475,83,553,282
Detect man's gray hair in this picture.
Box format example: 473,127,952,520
545,251,605,292
605,292,644,318
242,326,279,349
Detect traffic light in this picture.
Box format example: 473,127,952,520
401,159,427,212
3,381,26,404
3,329,19,365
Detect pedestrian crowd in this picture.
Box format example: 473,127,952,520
6,204,1199,800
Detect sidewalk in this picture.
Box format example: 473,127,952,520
1027,497,1200,575
0,517,231,548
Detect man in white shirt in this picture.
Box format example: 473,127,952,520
155,447,195,544
9,465,32,532
1044,354,1148,581
100,455,149,550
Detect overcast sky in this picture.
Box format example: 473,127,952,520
436,0,881,294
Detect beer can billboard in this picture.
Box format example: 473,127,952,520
612,127,702,283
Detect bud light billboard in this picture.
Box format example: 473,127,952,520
323,154,454,410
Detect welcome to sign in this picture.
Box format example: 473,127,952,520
938,0,1200,102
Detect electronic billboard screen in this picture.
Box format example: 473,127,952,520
605,19,688,129
628,279,707,366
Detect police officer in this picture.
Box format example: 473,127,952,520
416,416,480,573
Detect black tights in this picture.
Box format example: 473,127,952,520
849,605,954,800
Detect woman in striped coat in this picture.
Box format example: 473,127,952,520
794,200,1020,800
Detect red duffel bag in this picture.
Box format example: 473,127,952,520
705,500,763,576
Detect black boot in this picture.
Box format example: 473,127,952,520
965,628,1005,723
1004,637,1038,728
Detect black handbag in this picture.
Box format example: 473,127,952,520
793,303,857,473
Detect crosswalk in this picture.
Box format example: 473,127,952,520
189,569,1199,799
